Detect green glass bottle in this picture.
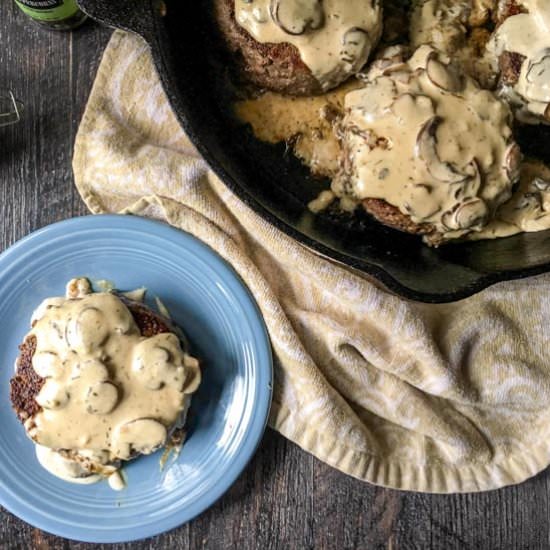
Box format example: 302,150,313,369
14,0,87,31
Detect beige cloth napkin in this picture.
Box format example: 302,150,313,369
73,30,550,493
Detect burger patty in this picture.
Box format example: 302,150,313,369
9,298,173,425
213,0,322,96
362,199,438,240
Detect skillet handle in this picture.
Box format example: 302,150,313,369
77,0,165,41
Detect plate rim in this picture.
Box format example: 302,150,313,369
0,214,273,543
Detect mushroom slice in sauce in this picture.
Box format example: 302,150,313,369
503,143,522,183
113,418,168,460
442,198,489,231
425,56,463,92
85,381,119,415
270,0,324,35
32,351,64,379
416,117,475,184
340,28,371,64
35,380,70,410
65,306,108,353
525,50,550,103
70,359,109,382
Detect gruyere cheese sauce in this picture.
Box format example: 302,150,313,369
24,278,200,488
332,46,519,242
234,0,383,91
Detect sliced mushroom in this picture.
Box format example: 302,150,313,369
503,143,522,183
66,306,108,353
515,193,542,212
381,63,410,76
71,359,109,382
133,335,187,391
442,198,489,231
369,49,407,76
425,57,463,93
182,354,202,394
455,199,489,229
112,418,167,460
340,28,370,65
533,177,550,192
36,380,69,410
525,50,550,102
32,352,64,379
416,117,475,184
112,314,135,335
105,295,136,334
441,208,460,231
85,381,119,415
457,161,482,199
270,0,324,35
134,346,171,390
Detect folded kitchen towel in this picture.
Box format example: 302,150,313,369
73,30,550,493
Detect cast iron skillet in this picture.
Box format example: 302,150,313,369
78,0,550,303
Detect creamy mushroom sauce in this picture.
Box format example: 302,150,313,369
470,159,550,238
488,0,550,123
410,0,495,87
331,45,519,243
234,0,382,91
24,278,200,488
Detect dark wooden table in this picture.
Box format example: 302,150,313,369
1,5,549,550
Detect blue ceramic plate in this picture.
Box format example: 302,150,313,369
0,215,273,543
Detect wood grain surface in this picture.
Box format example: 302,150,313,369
1,3,549,549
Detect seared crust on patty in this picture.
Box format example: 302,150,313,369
10,335,42,423
493,0,528,87
10,298,173,425
362,199,437,237
213,0,322,95
118,297,173,337
498,50,525,86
